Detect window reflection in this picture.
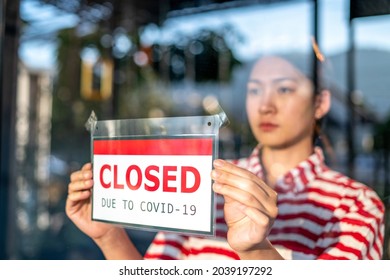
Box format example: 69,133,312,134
1,0,388,259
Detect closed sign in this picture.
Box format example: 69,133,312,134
92,137,215,235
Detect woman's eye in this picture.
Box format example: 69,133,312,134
247,87,261,95
278,87,294,94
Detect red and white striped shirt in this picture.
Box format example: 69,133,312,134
144,147,385,260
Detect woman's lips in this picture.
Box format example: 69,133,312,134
259,122,278,132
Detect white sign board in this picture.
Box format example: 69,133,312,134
92,137,215,235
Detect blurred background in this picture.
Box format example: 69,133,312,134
1,0,390,259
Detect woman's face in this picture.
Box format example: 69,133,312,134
246,56,316,150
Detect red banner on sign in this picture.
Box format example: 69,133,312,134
93,137,214,156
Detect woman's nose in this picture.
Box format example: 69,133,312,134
258,89,275,113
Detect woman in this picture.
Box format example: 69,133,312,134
66,55,384,260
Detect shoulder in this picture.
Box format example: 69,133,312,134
312,167,384,214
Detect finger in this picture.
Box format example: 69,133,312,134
70,165,93,183
241,203,278,224
213,182,268,213
214,159,261,181
214,159,275,196
211,168,270,203
81,162,92,171
238,205,274,241
68,177,94,193
67,189,92,202
213,181,278,218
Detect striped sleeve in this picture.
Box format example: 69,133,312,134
316,183,385,260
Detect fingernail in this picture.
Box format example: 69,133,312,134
213,159,224,167
211,169,221,179
84,179,93,187
213,182,222,190
83,171,92,179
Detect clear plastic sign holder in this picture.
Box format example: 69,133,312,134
86,109,229,236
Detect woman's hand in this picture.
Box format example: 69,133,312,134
66,162,143,260
211,159,279,256
65,162,116,240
